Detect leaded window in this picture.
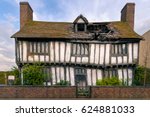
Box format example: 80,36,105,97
111,44,128,55
29,41,48,55
72,43,89,56
77,23,85,31
104,69,117,78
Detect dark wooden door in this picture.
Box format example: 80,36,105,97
75,68,90,98
75,68,87,86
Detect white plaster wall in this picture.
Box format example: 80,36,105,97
90,44,95,64
133,43,138,61
22,41,27,62
123,56,127,63
66,67,70,82
128,68,133,85
99,44,104,64
70,67,75,86
128,43,133,63
92,69,97,85
97,69,102,80
60,67,64,80
82,57,88,63
60,42,65,62
51,67,56,85
76,57,81,63
105,44,110,64
77,18,84,23
40,55,44,62
55,42,59,62
95,44,99,64
50,42,54,62
87,69,92,86
118,56,122,64
118,69,123,81
111,57,117,64
19,41,22,61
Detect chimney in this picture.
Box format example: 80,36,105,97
20,2,33,29
121,3,135,30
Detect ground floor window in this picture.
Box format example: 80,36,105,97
104,69,117,78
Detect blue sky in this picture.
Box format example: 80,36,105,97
0,0,150,71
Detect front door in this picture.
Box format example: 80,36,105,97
75,68,87,86
75,68,90,98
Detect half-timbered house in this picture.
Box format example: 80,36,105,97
11,2,142,86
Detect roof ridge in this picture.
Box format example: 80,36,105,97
30,20,72,24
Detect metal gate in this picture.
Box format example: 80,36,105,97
76,86,91,98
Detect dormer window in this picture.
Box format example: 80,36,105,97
73,14,88,32
77,23,85,31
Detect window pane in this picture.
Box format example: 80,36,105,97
77,44,80,55
37,42,41,53
111,45,115,54
41,42,45,53
119,45,122,54
85,44,88,55
77,24,85,31
122,44,127,54
45,42,48,54
34,42,36,53
115,45,118,54
73,44,76,55
111,44,127,55
81,44,84,55
30,42,32,53
72,43,89,56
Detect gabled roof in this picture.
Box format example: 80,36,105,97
73,14,88,24
11,21,142,39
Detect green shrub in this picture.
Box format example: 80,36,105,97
96,77,121,86
23,64,45,85
133,66,145,86
56,80,70,86
0,72,6,84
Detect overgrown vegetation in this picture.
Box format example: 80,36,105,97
133,66,150,86
0,71,12,84
96,77,122,86
0,72,7,84
133,66,145,86
23,64,45,85
56,80,70,86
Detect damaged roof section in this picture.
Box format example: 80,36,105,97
11,20,142,39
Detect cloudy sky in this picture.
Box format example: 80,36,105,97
0,0,150,71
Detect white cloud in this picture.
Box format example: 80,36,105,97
0,13,17,71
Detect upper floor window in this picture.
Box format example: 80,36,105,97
72,43,89,56
29,41,48,55
77,23,85,32
111,44,128,55
73,14,88,32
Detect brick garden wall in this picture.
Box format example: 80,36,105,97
91,86,150,99
1,86,150,99
0,86,76,99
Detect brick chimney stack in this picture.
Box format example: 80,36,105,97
121,3,135,30
20,2,33,29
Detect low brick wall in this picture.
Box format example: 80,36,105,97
0,86,76,99
1,86,150,99
91,86,150,99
